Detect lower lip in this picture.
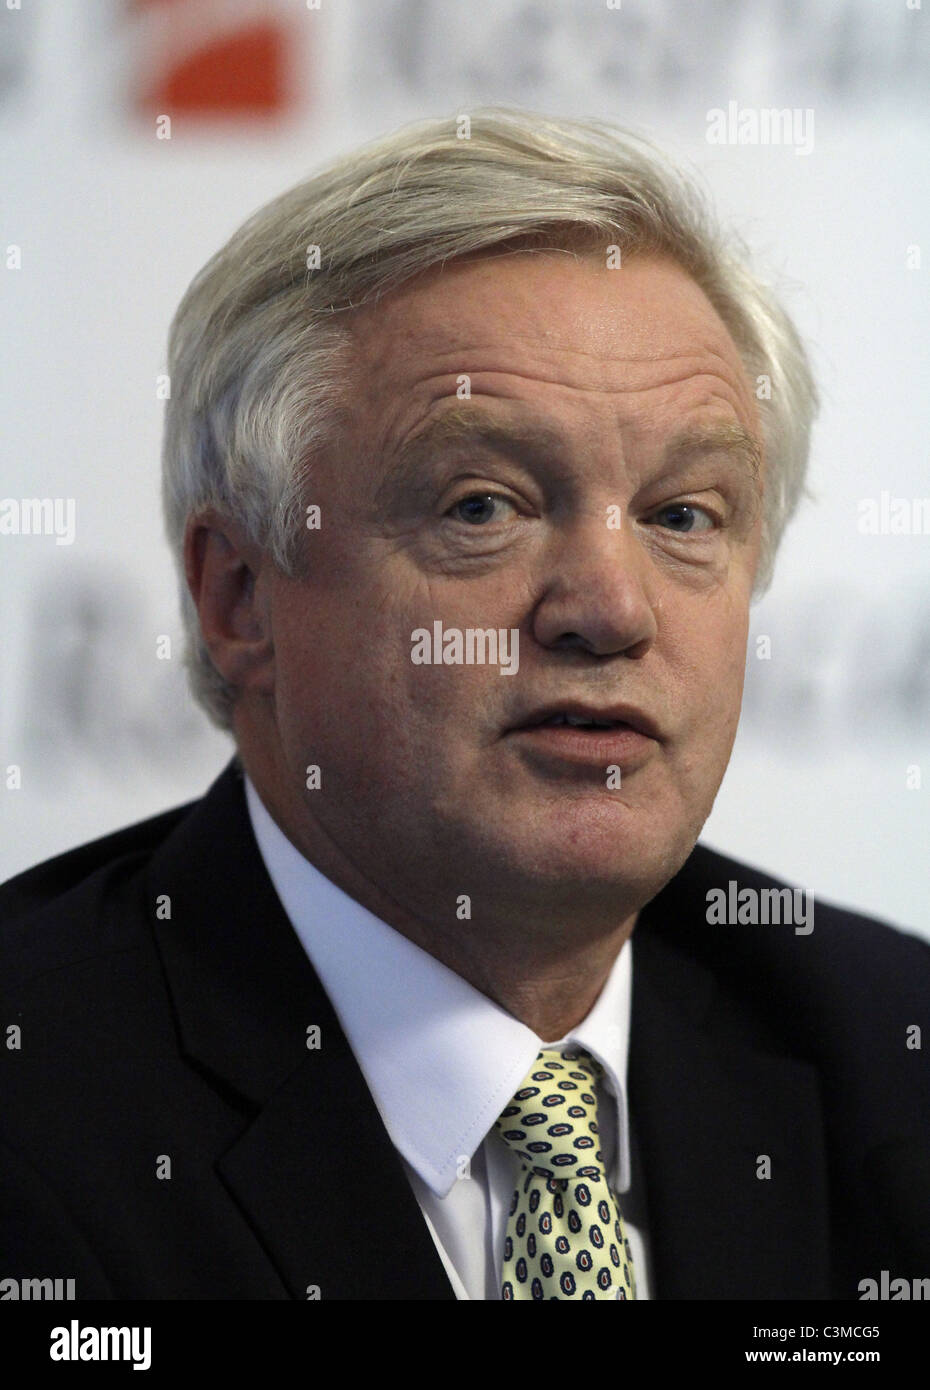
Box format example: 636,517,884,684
507,723,657,768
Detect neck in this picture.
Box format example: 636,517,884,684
240,739,637,1040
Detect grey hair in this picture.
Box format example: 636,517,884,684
161,105,818,731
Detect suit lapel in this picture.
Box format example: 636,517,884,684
630,914,833,1299
147,759,454,1300
147,760,837,1300
215,1045,456,1300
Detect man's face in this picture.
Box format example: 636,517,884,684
261,251,764,928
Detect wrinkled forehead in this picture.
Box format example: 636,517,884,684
339,250,762,466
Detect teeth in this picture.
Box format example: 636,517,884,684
543,713,615,728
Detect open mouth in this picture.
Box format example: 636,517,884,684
532,713,630,730
510,703,661,740
507,709,658,770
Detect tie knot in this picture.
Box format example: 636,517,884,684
494,1047,606,1183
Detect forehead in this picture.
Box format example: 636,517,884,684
343,250,761,457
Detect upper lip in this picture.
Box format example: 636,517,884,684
509,701,662,740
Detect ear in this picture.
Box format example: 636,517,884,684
183,508,275,697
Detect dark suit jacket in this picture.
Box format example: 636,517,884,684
1,758,928,1299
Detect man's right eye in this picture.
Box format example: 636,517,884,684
447,493,516,525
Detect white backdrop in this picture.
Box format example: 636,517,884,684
2,0,928,939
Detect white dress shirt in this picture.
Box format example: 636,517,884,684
244,775,652,1299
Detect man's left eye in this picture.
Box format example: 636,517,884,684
648,503,715,534
448,493,516,525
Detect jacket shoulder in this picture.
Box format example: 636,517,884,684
0,799,195,922
658,841,930,1063
686,839,928,956
0,761,249,1063
0,758,245,973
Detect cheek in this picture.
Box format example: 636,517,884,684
271,605,449,785
668,605,749,754
704,623,749,732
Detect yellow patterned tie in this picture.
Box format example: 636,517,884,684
494,1047,636,1300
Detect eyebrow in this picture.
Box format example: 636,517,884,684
389,406,568,476
661,422,763,479
388,406,762,481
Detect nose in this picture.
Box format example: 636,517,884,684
531,516,658,659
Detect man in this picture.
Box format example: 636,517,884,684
2,109,928,1301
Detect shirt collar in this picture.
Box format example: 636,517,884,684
244,775,632,1198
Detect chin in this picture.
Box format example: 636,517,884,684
474,810,692,905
